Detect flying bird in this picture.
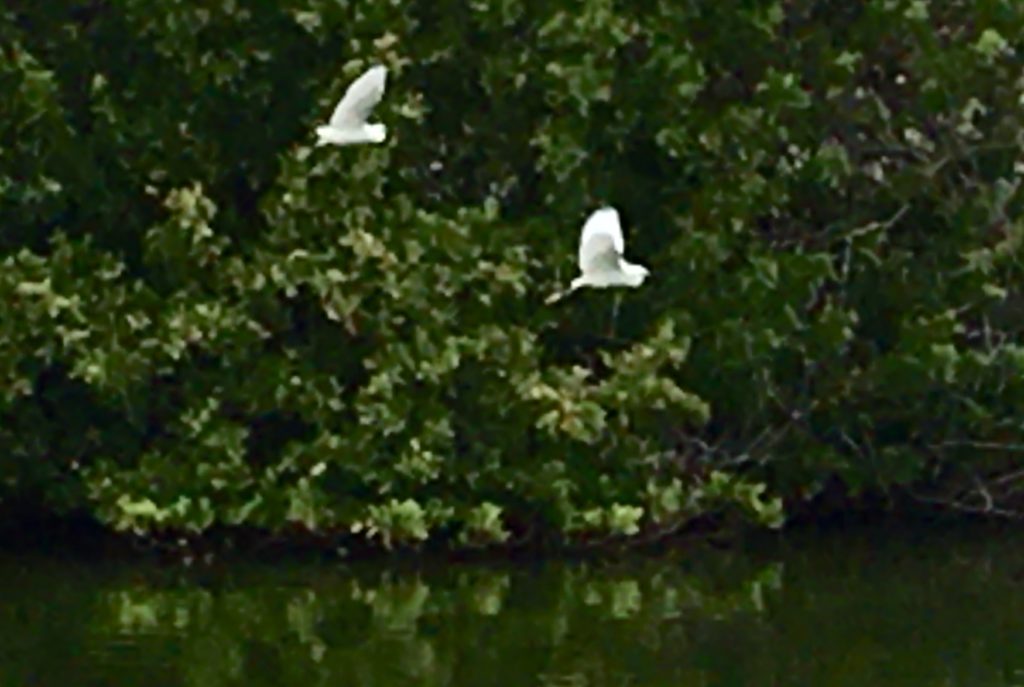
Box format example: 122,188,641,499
315,65,388,146
546,207,650,304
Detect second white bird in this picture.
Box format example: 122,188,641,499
547,207,650,303
316,64,388,146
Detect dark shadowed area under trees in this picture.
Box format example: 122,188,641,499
3,0,1024,553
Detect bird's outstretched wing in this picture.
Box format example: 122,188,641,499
329,65,387,128
578,207,624,273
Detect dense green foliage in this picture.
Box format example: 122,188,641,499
3,0,1024,548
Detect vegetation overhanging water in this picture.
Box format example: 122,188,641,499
5,2,1024,553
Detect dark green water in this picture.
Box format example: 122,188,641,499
4,523,1024,686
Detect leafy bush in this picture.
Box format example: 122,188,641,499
3,0,1024,549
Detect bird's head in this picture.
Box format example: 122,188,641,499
314,125,336,146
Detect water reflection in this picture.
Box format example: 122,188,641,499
3,525,1024,685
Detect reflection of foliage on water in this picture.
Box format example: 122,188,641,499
8,530,1024,685
84,560,781,685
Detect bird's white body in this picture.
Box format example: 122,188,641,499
315,123,386,146
563,207,649,294
570,261,649,290
316,65,388,147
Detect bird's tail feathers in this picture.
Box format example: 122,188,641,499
366,123,387,143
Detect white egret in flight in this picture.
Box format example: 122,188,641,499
315,64,388,146
546,206,650,304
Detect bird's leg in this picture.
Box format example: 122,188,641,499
607,291,622,338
